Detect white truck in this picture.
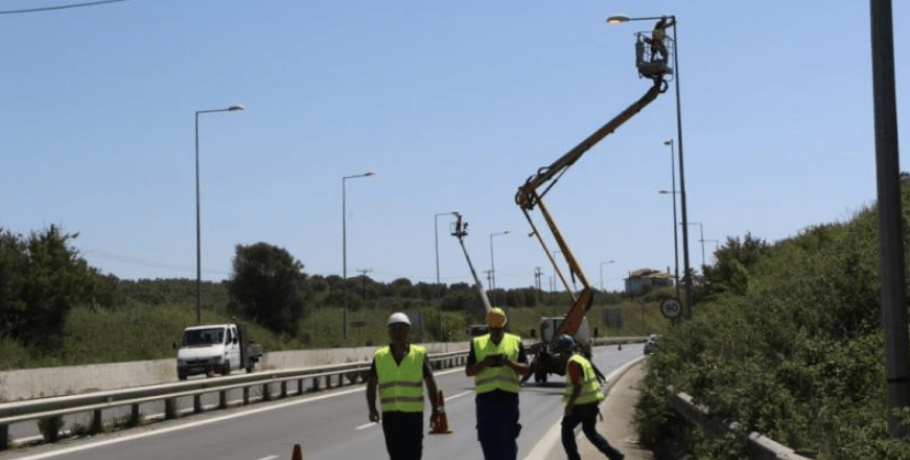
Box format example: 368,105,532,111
175,323,263,380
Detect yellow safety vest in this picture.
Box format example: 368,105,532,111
375,345,426,413
564,354,604,405
473,333,521,394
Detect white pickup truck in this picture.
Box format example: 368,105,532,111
175,323,263,380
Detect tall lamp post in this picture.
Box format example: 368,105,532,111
435,211,460,340
343,171,376,339
660,138,680,298
489,230,510,292
608,13,693,316
195,104,244,325
599,260,615,294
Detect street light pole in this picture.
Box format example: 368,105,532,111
434,211,459,341
195,104,244,325
608,13,692,317
489,230,510,293
342,171,376,339
662,138,680,298
599,260,615,293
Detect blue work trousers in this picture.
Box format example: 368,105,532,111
561,403,623,460
475,395,521,460
381,411,424,460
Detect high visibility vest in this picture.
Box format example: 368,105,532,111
473,333,521,394
652,27,665,43
564,354,604,405
375,345,426,413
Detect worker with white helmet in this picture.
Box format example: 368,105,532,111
367,312,440,460
465,307,530,460
554,334,624,460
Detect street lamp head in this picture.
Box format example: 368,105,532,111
664,139,673,146
606,14,630,25
227,105,245,112
364,171,376,177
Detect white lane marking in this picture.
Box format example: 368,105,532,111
356,421,379,430
444,390,472,402
13,386,368,460
255,456,279,460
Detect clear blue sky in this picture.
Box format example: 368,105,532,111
1,1,907,293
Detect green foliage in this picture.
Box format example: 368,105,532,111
227,242,307,336
635,183,910,459
37,415,64,442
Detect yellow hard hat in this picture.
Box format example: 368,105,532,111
487,307,507,328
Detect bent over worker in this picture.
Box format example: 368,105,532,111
556,334,624,460
465,307,530,460
367,312,440,460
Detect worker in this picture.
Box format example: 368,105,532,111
648,16,675,62
555,334,625,460
367,312,440,460
465,307,530,460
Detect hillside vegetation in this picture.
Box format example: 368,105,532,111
635,179,910,459
0,230,670,370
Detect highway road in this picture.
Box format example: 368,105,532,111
2,344,644,460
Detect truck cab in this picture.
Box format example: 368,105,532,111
176,323,261,380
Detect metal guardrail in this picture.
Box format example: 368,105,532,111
666,386,813,460
0,350,470,450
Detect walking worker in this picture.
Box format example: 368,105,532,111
555,334,625,460
465,307,530,460
367,312,440,460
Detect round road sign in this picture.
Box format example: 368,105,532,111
660,298,682,319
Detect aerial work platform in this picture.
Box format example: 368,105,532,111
635,31,674,81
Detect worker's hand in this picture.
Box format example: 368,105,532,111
369,407,380,423
430,407,440,425
564,403,574,417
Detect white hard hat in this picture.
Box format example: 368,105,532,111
387,312,411,326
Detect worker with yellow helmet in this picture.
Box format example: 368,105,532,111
465,307,530,460
367,312,440,460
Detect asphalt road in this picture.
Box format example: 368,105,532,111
2,344,644,460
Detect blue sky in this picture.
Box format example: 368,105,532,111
1,1,907,293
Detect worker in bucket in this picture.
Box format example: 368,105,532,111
465,307,530,460
367,312,440,460
555,334,625,460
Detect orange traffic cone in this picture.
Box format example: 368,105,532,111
291,443,303,460
429,390,453,434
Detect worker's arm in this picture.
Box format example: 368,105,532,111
423,360,440,420
563,360,583,416
502,343,531,376
366,360,380,422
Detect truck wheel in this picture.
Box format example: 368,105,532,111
534,370,548,384
178,373,187,381
221,362,230,376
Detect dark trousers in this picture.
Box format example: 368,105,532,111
475,395,521,460
381,411,424,460
561,403,623,460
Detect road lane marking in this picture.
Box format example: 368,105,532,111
255,456,279,460
444,390,472,402
356,421,379,430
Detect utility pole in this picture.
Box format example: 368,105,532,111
871,0,910,437
357,268,372,298
534,267,543,304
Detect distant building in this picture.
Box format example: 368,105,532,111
624,268,675,295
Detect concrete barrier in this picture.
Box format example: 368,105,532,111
0,341,473,402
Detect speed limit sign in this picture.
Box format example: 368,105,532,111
660,298,682,319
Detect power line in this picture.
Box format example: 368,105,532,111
0,0,136,15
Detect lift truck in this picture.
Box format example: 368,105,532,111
516,33,672,383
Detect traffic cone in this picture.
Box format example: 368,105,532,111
429,390,453,434
291,443,303,460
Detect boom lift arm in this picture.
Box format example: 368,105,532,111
515,76,668,343
450,214,493,314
